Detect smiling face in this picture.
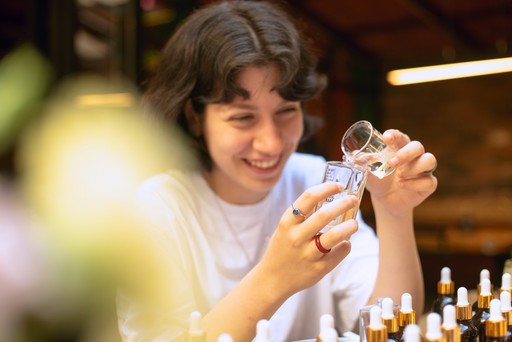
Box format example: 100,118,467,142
201,64,304,204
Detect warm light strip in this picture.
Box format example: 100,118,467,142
387,56,512,85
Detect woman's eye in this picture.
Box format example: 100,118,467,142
277,107,298,117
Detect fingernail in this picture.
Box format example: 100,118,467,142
389,157,399,166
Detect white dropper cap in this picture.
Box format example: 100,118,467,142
440,267,452,283
489,299,504,321
217,333,233,342
481,278,492,295
189,311,204,335
442,305,457,329
401,293,413,313
254,319,272,342
426,313,443,340
500,291,511,311
319,328,339,342
480,269,490,283
457,287,469,306
319,313,335,335
502,273,511,290
382,297,395,319
369,306,384,328
403,324,421,342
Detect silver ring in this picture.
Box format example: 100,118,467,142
292,203,306,219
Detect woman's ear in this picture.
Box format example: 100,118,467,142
184,99,202,137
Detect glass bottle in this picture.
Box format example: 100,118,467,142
500,273,511,302
456,287,478,342
382,298,400,342
500,291,512,340
425,312,443,342
366,306,388,342
442,305,461,342
472,278,493,342
397,293,416,342
432,267,456,315
402,325,421,342
486,299,507,342
473,269,494,313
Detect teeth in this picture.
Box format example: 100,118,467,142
249,158,279,169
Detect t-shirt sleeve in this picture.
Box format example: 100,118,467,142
117,175,203,342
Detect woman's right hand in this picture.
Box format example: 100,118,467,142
256,181,359,298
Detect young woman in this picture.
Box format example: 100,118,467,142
117,1,438,341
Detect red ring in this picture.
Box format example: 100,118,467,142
314,233,331,254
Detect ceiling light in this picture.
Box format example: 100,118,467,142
387,56,512,85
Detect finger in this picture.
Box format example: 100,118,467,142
383,129,411,151
398,174,438,195
315,219,359,252
388,140,425,169
320,240,352,267
300,195,358,238
396,152,437,179
288,181,345,221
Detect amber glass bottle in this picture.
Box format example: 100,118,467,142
432,267,456,315
472,278,493,342
382,298,400,342
397,293,416,342
456,287,478,342
366,306,388,342
486,299,508,342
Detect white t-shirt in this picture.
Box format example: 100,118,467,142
117,152,379,341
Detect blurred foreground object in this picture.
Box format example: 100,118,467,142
0,44,53,155
12,74,196,341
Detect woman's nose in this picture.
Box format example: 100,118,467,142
253,120,283,153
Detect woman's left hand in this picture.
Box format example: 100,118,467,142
365,129,438,217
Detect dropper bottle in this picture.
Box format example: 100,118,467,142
187,311,206,342
486,299,507,342
317,314,335,342
456,287,478,342
366,306,388,342
500,291,512,339
402,325,422,342
382,297,400,342
425,313,443,342
254,319,273,342
472,278,493,342
432,267,456,315
442,305,461,342
500,273,512,299
398,293,416,341
318,328,339,342
474,269,494,312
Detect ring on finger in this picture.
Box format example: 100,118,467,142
291,203,307,219
314,233,331,254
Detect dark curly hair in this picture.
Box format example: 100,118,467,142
143,0,327,169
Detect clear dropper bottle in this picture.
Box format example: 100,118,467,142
486,299,508,342
425,313,443,342
366,306,388,342
398,293,416,342
382,297,400,342
500,291,512,340
432,267,456,315
472,278,493,342
456,287,478,342
442,305,461,342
